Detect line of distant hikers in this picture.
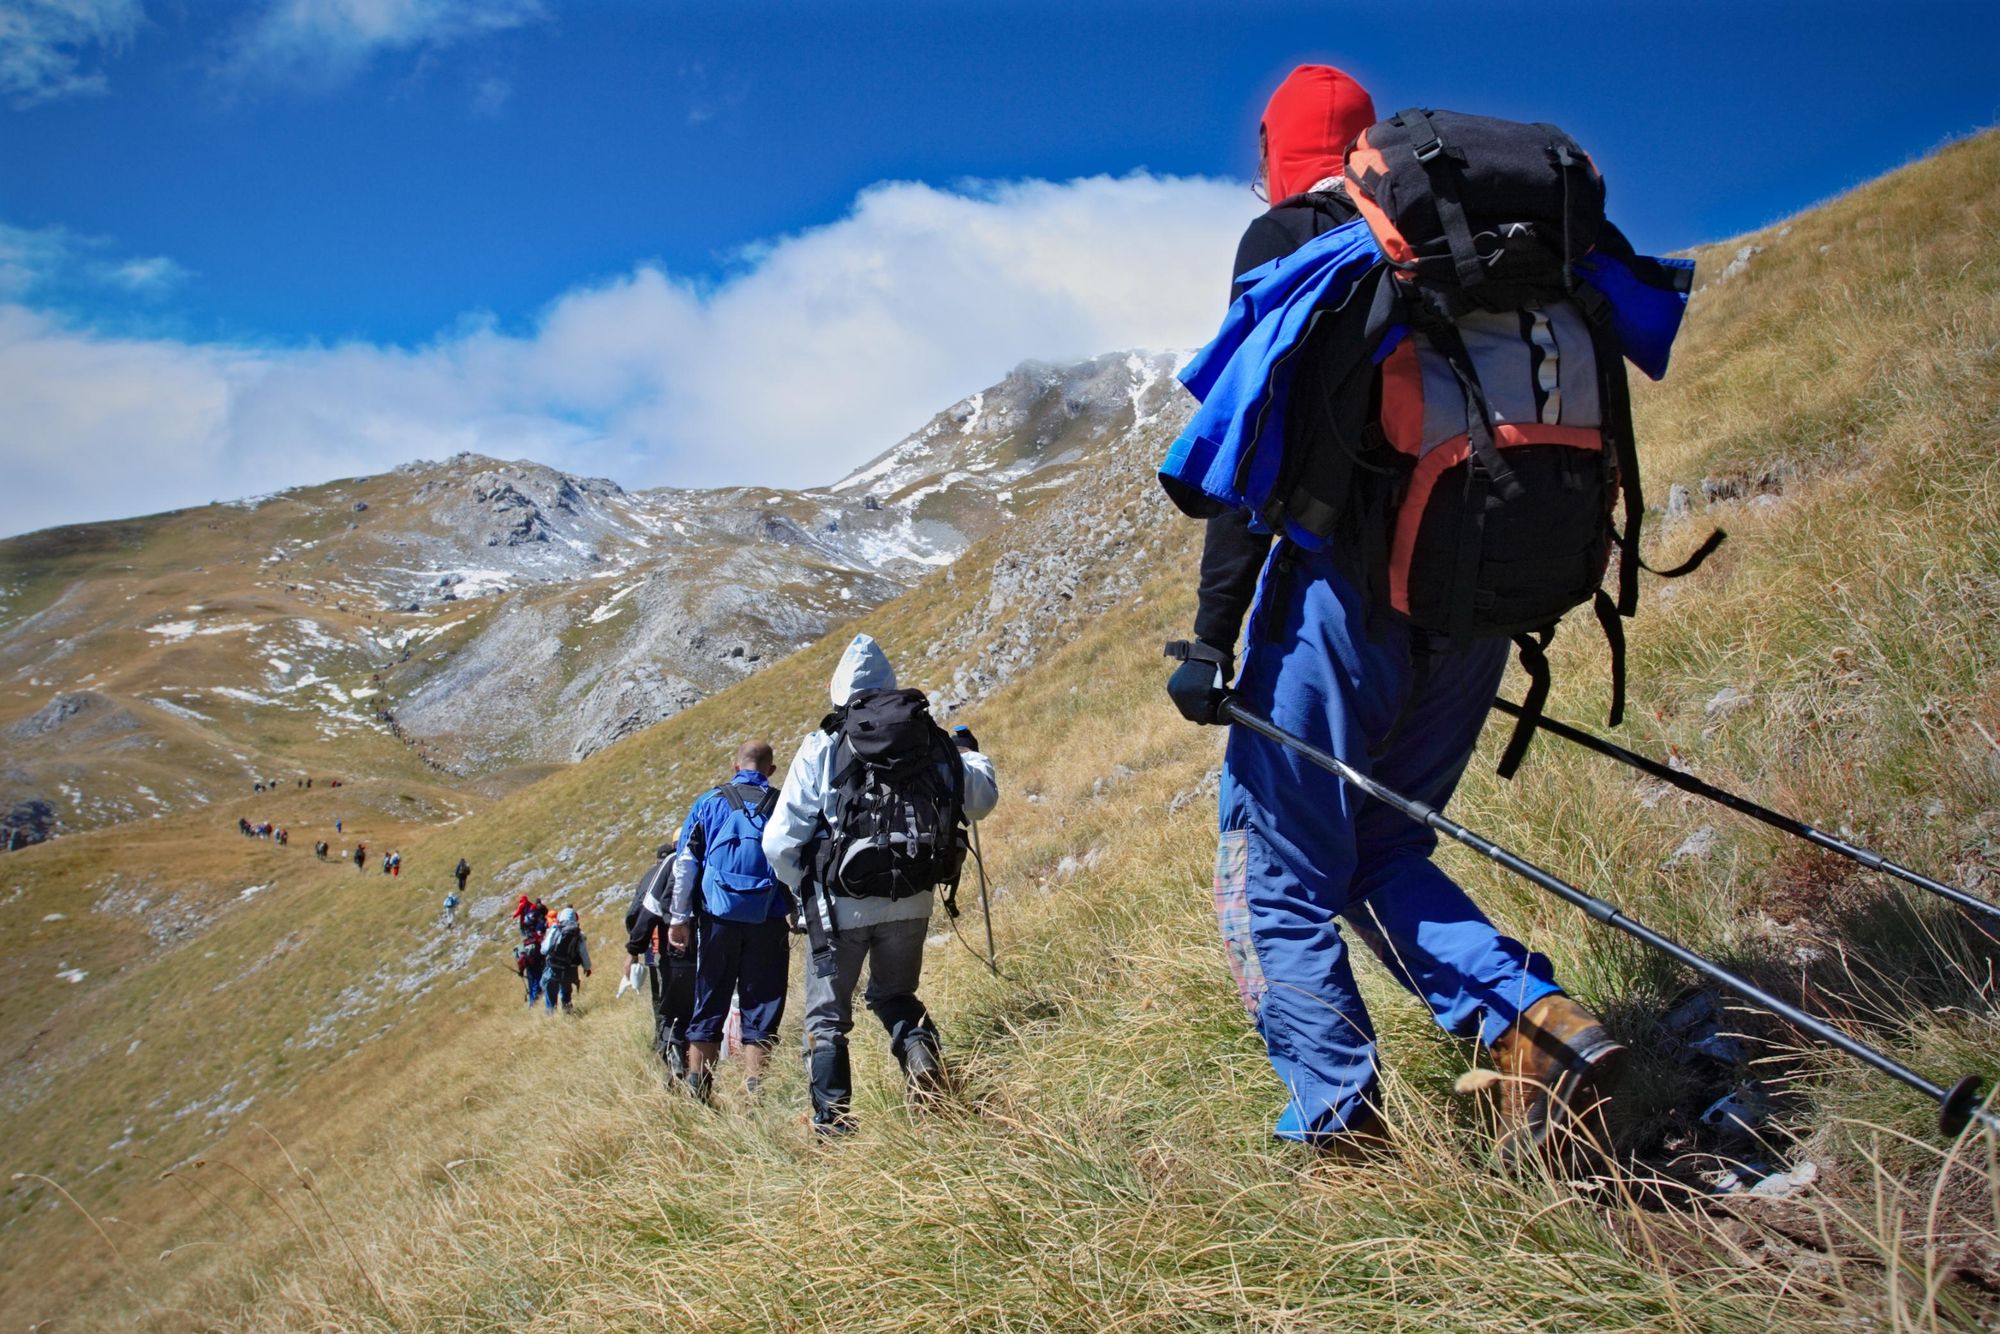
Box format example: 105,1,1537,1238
507,634,995,1135
231,810,475,914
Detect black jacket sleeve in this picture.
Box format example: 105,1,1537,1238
1193,510,1271,659
624,860,669,956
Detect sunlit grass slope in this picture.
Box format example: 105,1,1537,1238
8,130,2000,1329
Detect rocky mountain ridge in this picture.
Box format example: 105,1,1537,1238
0,350,1188,845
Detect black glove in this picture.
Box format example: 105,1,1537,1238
1164,640,1232,725
951,724,978,753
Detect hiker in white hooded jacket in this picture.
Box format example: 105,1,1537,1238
763,634,998,1134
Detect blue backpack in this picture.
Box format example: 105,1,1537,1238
699,783,784,924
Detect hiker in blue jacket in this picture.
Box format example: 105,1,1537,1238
1162,65,1630,1156
664,742,792,1102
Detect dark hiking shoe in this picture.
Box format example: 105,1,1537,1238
682,1069,713,1106
664,1044,688,1082
744,1075,764,1100
903,1038,949,1105
1312,1105,1393,1166
1482,994,1627,1162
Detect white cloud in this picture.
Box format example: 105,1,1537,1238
0,0,143,107
218,0,545,88
100,254,187,293
0,172,1255,537
0,221,186,303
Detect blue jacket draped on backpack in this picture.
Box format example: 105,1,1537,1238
1158,217,1694,547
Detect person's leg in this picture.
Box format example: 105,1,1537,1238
687,920,744,1085
1218,545,1409,1143
733,918,791,1090
802,917,869,1131
860,917,938,1072
663,948,696,1076
1340,637,1562,1045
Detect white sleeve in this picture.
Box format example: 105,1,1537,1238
961,750,998,823
762,733,829,891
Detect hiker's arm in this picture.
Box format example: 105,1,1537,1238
668,817,704,924
960,750,999,824
762,740,825,892
1194,509,1269,661
627,863,669,956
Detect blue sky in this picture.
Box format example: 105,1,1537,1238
2,0,1995,536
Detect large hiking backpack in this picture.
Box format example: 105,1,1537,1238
1255,109,1716,774
698,782,785,924
813,688,968,907
544,926,583,974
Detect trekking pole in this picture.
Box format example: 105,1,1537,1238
1220,698,1998,1137
1493,698,2000,927
971,822,998,976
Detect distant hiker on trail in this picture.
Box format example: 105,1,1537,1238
1156,66,1701,1157
335,817,343,835
442,892,460,928
315,840,328,861
540,907,592,1013
764,634,999,1136
388,851,402,877
624,835,696,1079
517,914,547,1005
656,742,790,1102
454,858,470,893
354,843,367,873
512,893,533,926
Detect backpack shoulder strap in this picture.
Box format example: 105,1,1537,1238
716,783,749,813
753,786,781,820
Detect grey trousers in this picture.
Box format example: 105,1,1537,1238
803,914,936,1058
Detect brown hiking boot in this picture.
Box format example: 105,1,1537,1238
1484,994,1627,1160
1313,1105,1393,1166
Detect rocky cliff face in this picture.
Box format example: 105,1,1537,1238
0,351,1189,834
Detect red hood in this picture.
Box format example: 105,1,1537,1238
1262,64,1377,202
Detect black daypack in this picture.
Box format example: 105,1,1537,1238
545,926,584,973
813,688,968,910
1271,109,1718,775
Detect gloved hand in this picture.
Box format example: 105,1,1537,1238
951,724,978,753
1164,640,1232,725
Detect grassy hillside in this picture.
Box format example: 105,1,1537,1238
5,130,1999,1329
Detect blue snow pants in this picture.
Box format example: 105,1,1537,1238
1216,542,1561,1143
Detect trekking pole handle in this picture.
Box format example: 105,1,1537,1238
1220,697,1999,1138
1490,697,2000,925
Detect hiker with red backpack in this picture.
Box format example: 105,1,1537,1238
516,901,548,1004
1158,66,1707,1158
763,634,999,1136
658,743,791,1102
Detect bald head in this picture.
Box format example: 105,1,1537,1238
735,740,775,777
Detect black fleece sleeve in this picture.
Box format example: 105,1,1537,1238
1193,509,1272,659
624,861,668,956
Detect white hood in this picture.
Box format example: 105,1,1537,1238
829,633,896,707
